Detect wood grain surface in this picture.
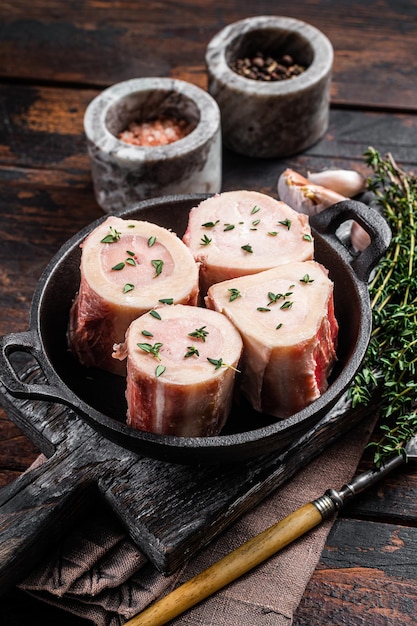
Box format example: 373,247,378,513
1,1,417,624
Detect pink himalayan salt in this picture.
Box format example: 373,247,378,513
118,116,192,147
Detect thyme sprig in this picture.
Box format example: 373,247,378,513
137,342,163,360
349,148,417,466
200,234,212,246
100,226,121,243
188,326,209,342
207,357,240,373
185,346,200,358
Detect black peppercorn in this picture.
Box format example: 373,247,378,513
230,51,305,81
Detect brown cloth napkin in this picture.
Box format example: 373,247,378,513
18,414,376,626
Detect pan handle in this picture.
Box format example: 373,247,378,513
310,199,391,283
0,330,76,408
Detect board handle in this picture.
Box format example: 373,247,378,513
126,500,333,626
0,452,93,596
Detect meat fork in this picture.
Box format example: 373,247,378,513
125,434,417,626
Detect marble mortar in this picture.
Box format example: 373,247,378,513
84,78,222,213
205,16,334,159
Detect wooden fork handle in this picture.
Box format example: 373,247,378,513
127,501,328,626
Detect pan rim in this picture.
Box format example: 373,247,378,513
28,193,373,461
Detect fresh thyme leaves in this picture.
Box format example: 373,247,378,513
267,288,294,306
207,357,240,372
251,205,261,214
158,298,174,304
350,148,417,466
207,357,224,369
112,255,137,271
151,259,164,277
303,233,313,242
200,234,212,246
155,364,166,377
241,244,253,253
278,219,291,230
188,326,209,342
267,292,283,305
185,346,200,358
137,342,163,360
100,226,121,243
257,307,271,312
224,224,235,231
148,235,156,247
300,274,314,284
123,283,134,293
280,300,294,310
134,288,166,377
228,288,241,302
202,220,219,228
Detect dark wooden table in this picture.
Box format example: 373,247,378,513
1,2,417,624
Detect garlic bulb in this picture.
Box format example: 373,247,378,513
307,169,366,198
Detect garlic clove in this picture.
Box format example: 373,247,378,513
350,220,371,251
307,169,366,198
278,168,371,251
277,168,345,216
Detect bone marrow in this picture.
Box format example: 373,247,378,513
68,216,199,375
113,304,243,437
182,190,314,293
67,194,340,439
206,260,338,418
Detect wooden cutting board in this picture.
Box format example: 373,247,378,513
0,356,371,596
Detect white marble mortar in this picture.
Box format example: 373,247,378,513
84,78,222,213
205,16,334,159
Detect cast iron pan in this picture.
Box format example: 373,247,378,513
0,194,391,464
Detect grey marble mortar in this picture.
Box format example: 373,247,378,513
84,78,222,213
205,16,334,159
